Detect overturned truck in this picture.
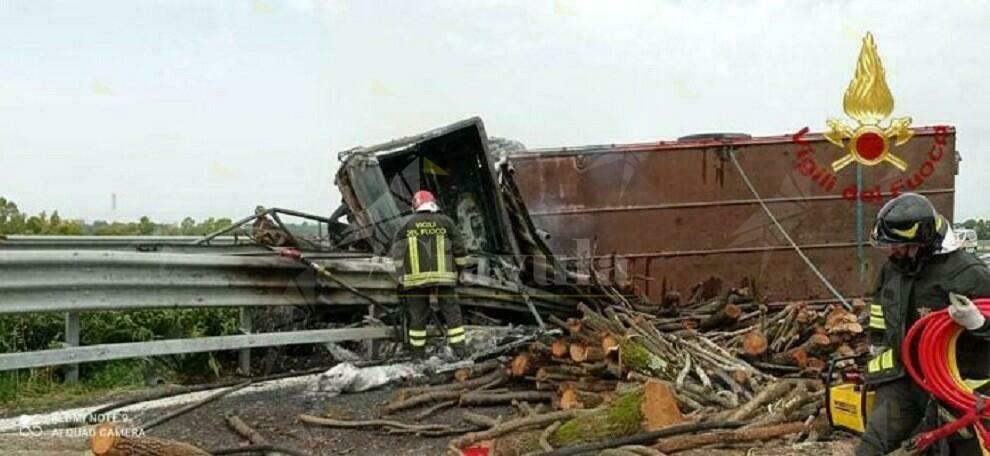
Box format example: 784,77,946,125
0,118,623,377
508,126,957,304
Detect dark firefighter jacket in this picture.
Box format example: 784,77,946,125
389,211,469,290
867,249,990,385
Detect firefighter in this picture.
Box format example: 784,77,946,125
857,193,990,455
390,190,471,359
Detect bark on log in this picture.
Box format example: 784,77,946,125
297,415,451,432
224,411,268,446
556,386,606,410
90,423,211,456
454,359,502,383
570,344,605,363
385,390,465,414
804,333,835,358
491,388,649,455
652,421,807,453
389,369,507,411
414,400,458,420
618,337,676,381
459,391,554,406
699,303,742,331
724,380,793,421
538,421,745,456
450,409,589,450
770,347,809,368
461,411,498,428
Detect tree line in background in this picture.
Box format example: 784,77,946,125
0,196,246,405
959,219,990,241
0,196,233,236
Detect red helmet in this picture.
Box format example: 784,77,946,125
411,190,436,210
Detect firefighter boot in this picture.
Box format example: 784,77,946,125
409,347,427,361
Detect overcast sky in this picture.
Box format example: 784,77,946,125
1,0,988,223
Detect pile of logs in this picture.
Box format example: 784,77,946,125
673,283,867,376
302,280,868,455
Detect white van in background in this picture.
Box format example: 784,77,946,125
956,228,979,252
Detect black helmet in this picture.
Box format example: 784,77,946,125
871,193,946,247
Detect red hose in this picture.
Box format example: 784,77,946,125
901,298,990,451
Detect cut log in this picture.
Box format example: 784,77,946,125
804,333,835,358
570,344,605,363
548,388,645,447
454,359,502,383
566,318,584,335
699,303,742,331
492,388,649,455
555,385,606,410
567,377,620,393
536,364,589,381
90,422,211,456
552,340,570,358
602,334,620,356
803,357,827,374
740,330,768,357
640,382,684,431
824,306,864,337
511,353,534,378
558,387,583,411
770,346,809,368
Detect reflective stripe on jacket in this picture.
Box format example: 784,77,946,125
866,250,990,384
390,211,469,289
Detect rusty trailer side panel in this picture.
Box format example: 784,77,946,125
507,127,957,303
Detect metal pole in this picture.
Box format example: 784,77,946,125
64,312,80,383
238,307,253,375
856,164,866,280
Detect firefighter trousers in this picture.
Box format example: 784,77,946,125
401,286,465,351
856,378,986,455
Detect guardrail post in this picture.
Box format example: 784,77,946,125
238,306,253,375
64,312,80,383
365,303,379,359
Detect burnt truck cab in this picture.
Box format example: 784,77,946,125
329,118,600,311
333,117,520,265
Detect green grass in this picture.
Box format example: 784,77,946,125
0,361,146,414
0,309,240,414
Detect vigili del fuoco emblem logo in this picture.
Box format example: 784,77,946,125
825,32,913,172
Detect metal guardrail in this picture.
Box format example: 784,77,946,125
0,235,268,254
0,245,569,379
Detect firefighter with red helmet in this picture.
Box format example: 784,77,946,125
389,190,471,359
